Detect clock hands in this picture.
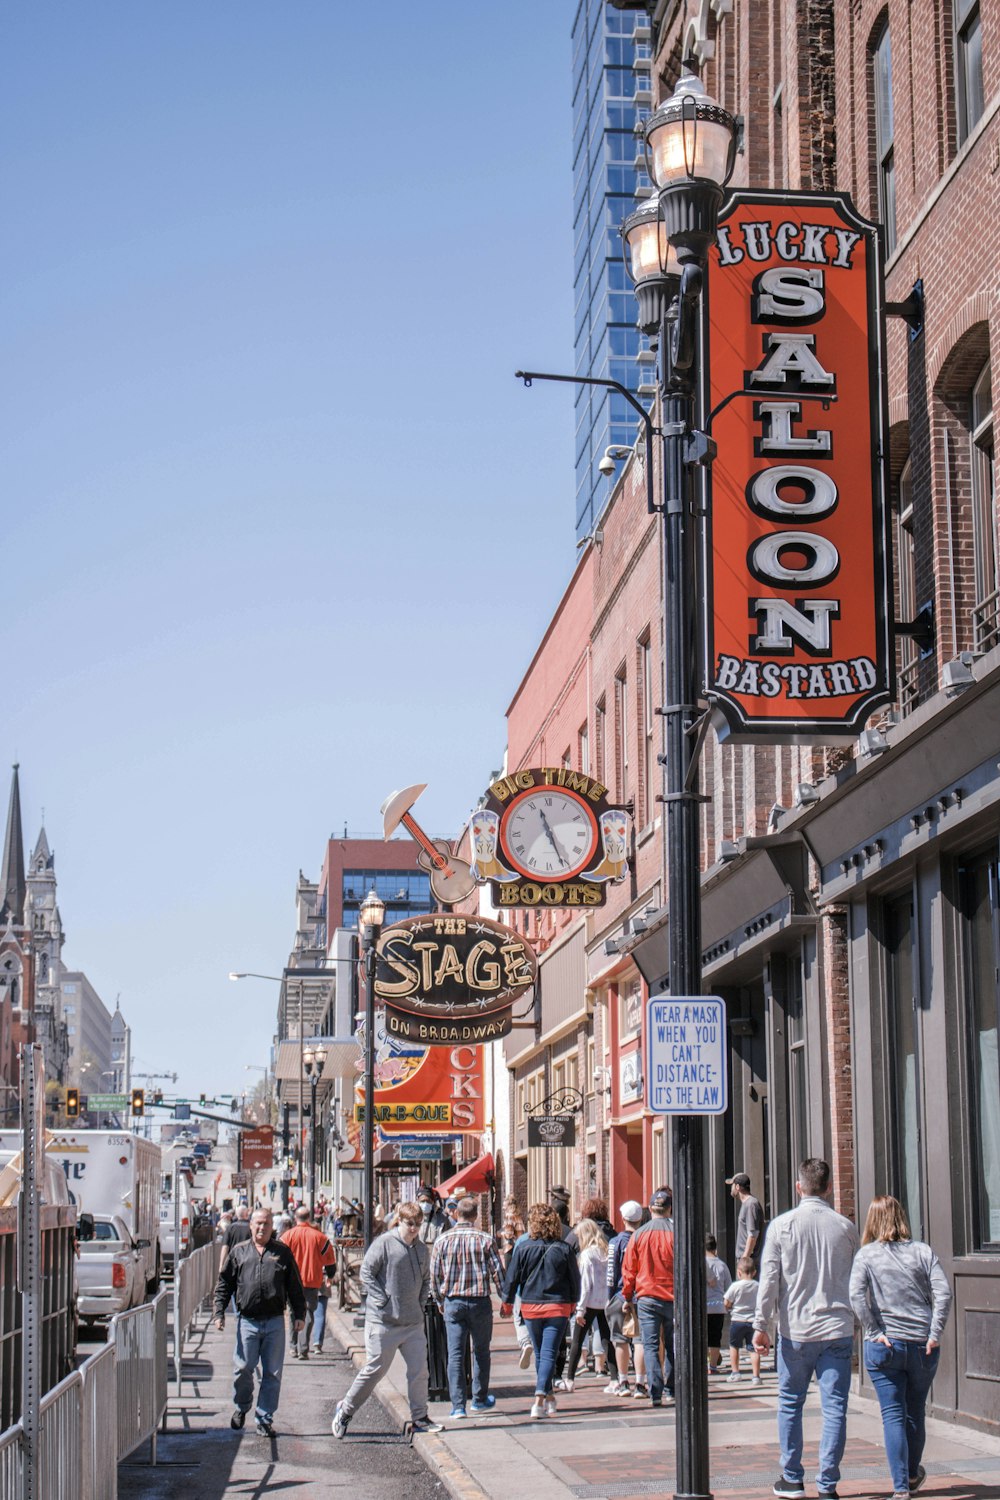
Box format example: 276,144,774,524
538,807,572,868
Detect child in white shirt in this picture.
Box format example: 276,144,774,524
723,1255,761,1383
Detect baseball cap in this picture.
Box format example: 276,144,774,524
416,1186,434,1200
444,1196,459,1210
619,1200,643,1223
649,1188,672,1211
726,1172,751,1189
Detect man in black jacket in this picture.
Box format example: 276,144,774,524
214,1206,306,1437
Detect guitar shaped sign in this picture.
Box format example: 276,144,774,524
380,785,478,908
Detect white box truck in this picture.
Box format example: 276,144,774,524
36,1130,161,1293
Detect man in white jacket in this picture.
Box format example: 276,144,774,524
752,1157,859,1500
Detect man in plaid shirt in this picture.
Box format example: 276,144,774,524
430,1197,505,1419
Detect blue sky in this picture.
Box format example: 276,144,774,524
1,3,579,1103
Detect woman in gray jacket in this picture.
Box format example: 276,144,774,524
850,1195,952,1500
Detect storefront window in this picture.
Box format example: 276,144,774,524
786,957,808,1176
960,848,1000,1248
885,894,923,1239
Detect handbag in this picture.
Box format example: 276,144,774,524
622,1305,638,1339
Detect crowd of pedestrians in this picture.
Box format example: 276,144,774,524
209,1159,952,1500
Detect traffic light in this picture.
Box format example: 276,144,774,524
153,1090,163,1105
131,1088,145,1116
231,1098,238,1113
200,1093,206,1106
66,1087,79,1118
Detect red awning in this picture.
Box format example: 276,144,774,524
436,1152,495,1197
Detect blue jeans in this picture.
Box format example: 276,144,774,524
525,1315,568,1395
636,1297,674,1401
777,1337,853,1491
313,1288,328,1350
443,1296,493,1407
233,1314,285,1422
864,1339,939,1492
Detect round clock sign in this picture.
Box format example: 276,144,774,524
472,767,633,909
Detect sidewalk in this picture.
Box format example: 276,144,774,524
327,1304,1000,1500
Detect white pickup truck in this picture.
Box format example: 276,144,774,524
76,1212,150,1325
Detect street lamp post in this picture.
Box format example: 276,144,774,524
622,71,737,1500
302,1043,327,1211
358,888,385,1250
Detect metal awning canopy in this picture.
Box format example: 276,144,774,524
273,1035,361,1085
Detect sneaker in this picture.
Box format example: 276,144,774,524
816,1491,839,1499
332,1403,351,1439
299,1351,309,1361
726,1372,741,1382
410,1416,443,1435
772,1479,806,1498
312,1345,322,1354
632,1382,648,1398
230,1409,246,1430
663,1394,675,1406
909,1469,927,1495
290,1348,300,1359
530,1398,545,1420
891,1493,911,1499
449,1406,467,1419
605,1379,630,1396
470,1396,497,1413
255,1418,275,1438
553,1378,574,1392
543,1396,557,1418
750,1375,763,1386
650,1398,662,1408
518,1344,533,1370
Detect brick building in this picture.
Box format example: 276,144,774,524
498,0,999,1430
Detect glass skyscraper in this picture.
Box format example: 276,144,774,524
572,0,654,542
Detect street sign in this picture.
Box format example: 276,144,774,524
174,1103,191,1120
398,1142,444,1161
85,1093,128,1110
241,1126,274,1171
646,997,728,1115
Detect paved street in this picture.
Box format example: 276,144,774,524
117,1310,447,1500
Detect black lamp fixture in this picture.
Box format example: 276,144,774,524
302,1042,327,1211
621,193,682,336
644,69,738,266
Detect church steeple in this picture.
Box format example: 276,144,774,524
0,764,26,926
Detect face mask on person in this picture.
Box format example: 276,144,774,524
420,1201,433,1216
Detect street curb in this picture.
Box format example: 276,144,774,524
327,1306,489,1500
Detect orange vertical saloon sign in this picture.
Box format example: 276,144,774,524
705,191,893,740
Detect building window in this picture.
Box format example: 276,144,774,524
959,847,1000,1249
614,669,629,801
595,698,606,783
884,893,922,1238
562,747,572,771
970,361,999,651
639,635,655,826
956,0,984,146
873,21,896,255
895,459,919,713
785,957,809,1181
579,722,590,776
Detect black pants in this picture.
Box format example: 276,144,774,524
565,1307,611,1381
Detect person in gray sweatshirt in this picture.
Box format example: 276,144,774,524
752,1157,860,1500
850,1194,952,1500
332,1201,443,1438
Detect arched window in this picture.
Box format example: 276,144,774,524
970,361,999,650
873,20,896,254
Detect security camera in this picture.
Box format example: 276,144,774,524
598,454,617,477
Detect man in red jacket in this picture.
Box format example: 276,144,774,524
280,1205,335,1357
621,1188,674,1407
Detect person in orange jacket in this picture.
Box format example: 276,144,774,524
621,1188,675,1407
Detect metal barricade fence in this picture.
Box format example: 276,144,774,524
80,1341,116,1500
109,1291,169,1467
0,1424,22,1497
173,1243,217,1395
38,1370,82,1500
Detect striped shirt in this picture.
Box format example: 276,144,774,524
430,1224,504,1301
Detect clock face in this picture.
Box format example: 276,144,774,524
499,789,599,880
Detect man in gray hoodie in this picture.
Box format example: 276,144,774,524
753,1157,860,1500
332,1201,443,1438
